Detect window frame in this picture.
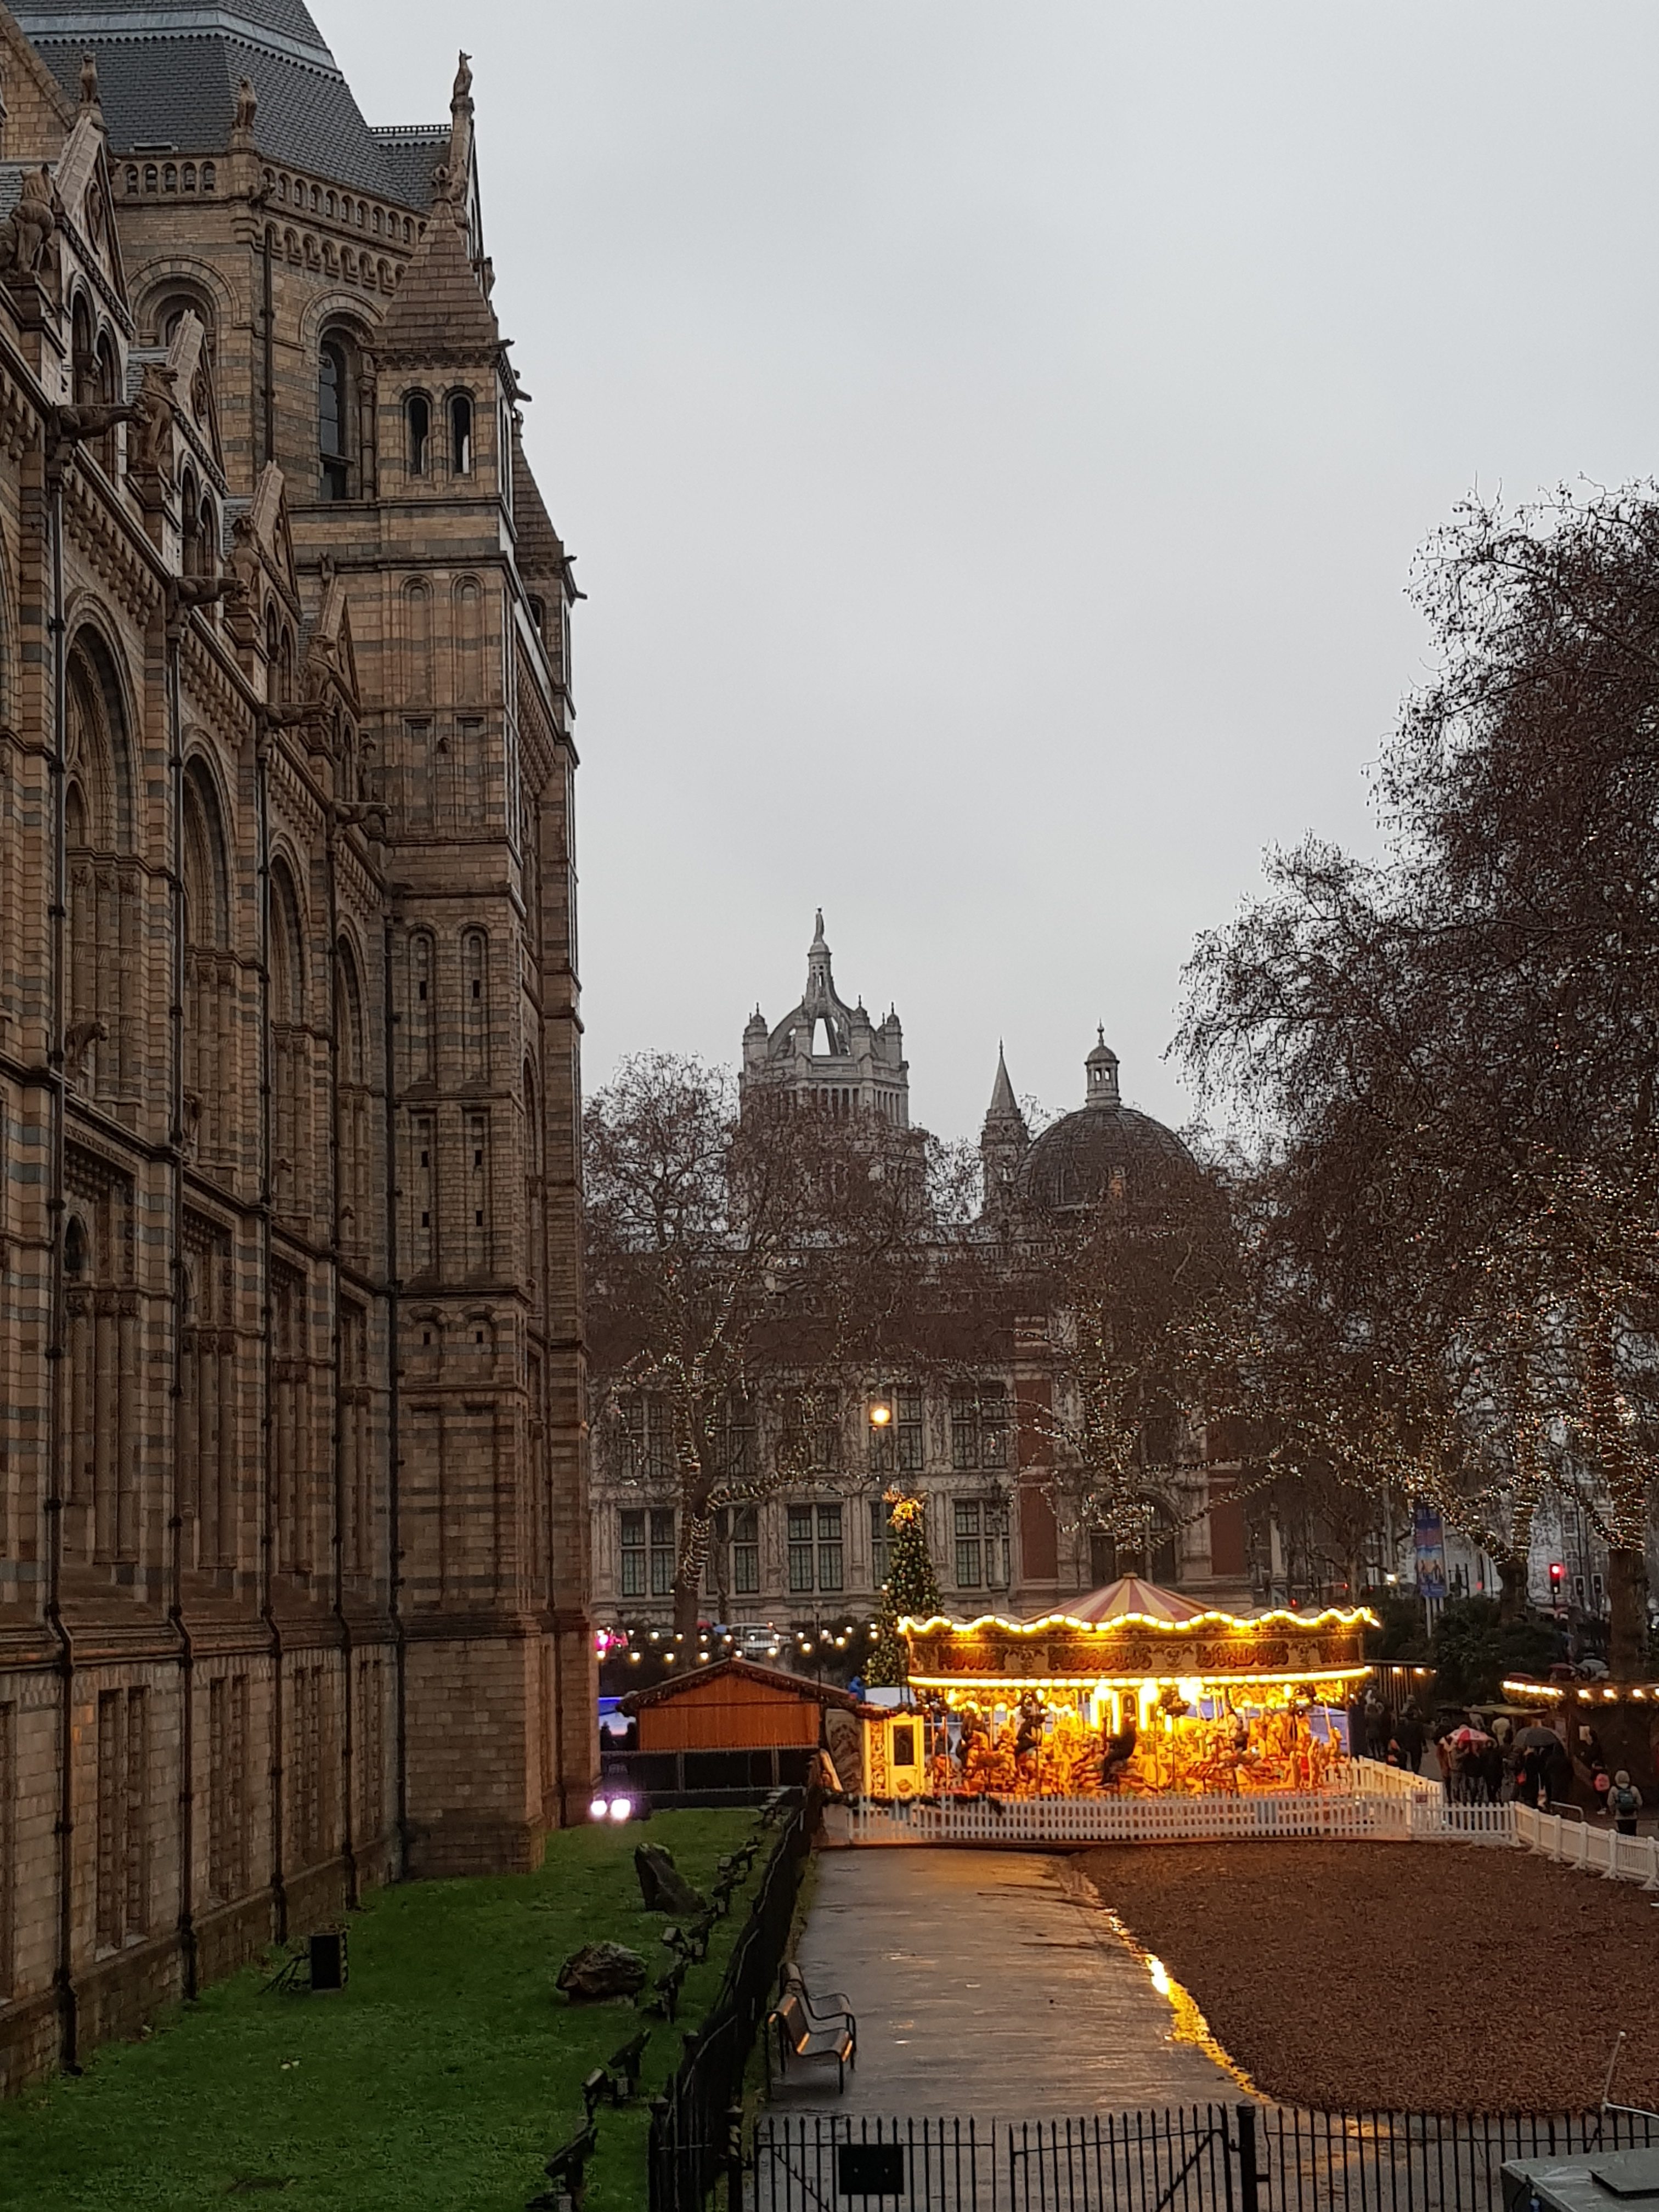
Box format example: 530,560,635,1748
405,390,431,477
449,388,473,476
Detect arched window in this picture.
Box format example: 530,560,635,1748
406,929,436,1085
64,634,136,1103
1088,1500,1179,1589
335,936,369,1263
182,760,233,1169
402,578,432,706
269,861,309,1224
461,929,487,1080
319,337,349,499
523,1056,541,1299
199,494,217,580
95,332,119,470
405,392,430,477
64,1215,89,1278
453,576,482,704
157,292,214,353
449,391,472,475
180,468,201,576
71,294,95,407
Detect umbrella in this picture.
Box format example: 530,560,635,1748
1452,1726,1494,1748
1515,1725,1559,1750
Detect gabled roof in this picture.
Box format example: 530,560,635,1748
15,0,443,201
375,196,498,365
620,1656,879,1718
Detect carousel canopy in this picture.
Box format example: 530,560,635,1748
1052,1576,1209,1627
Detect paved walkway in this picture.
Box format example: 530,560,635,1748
768,1849,1243,2118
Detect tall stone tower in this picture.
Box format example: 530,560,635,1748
979,1046,1030,1222
741,911,909,1124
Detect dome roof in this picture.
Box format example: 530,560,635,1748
1017,1031,1197,1213
1019,1102,1195,1210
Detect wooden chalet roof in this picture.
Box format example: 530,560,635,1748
620,1656,881,1719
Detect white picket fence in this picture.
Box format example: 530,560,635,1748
842,1785,1419,1848
836,1774,1659,1888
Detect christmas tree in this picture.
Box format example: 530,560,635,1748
865,1491,942,1687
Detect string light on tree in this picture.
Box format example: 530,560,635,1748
866,1490,942,1687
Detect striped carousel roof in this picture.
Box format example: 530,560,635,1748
1048,1576,1210,1627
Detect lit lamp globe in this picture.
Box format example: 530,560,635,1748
868,1398,893,1430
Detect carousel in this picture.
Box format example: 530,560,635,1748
865,1577,1376,1800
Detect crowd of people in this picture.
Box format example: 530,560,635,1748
1347,1688,1646,1831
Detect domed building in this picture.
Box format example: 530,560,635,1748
591,992,1252,1649
975,1031,1246,1602
1017,1031,1200,1210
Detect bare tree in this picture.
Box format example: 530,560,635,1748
584,1052,935,1634
1016,1141,1242,1572
1182,482,1659,1672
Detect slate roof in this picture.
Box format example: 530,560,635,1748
371,126,447,211
15,2,442,202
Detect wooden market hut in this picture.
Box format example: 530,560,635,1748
618,1658,879,1798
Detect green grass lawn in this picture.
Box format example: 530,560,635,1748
0,1808,759,2212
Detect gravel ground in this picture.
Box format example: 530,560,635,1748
1080,1842,1659,2113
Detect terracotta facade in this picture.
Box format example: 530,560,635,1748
0,4,593,2092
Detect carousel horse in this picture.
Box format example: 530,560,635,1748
1099,1717,1138,1789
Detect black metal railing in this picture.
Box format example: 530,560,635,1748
647,1784,823,2212
752,2104,1659,2212
600,1745,817,1808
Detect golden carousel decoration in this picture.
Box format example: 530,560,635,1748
865,1576,1376,1800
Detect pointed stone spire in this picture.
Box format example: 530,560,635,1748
988,1042,1018,1120
376,193,500,365
980,1041,1030,1221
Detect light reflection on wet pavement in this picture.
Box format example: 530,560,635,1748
768,1849,1243,2118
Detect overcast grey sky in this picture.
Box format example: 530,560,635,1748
330,2,1659,1141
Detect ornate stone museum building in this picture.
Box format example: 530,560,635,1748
0,1,592,2089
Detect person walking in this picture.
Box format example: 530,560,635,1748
1398,1703,1426,1774
1515,1745,1541,1809
1366,1694,1392,1763
1610,1771,1643,1838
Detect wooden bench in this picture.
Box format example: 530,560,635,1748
780,1961,853,2022
767,1988,855,2092
526,2118,597,2210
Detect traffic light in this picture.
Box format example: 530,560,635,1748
1549,1562,1565,1593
